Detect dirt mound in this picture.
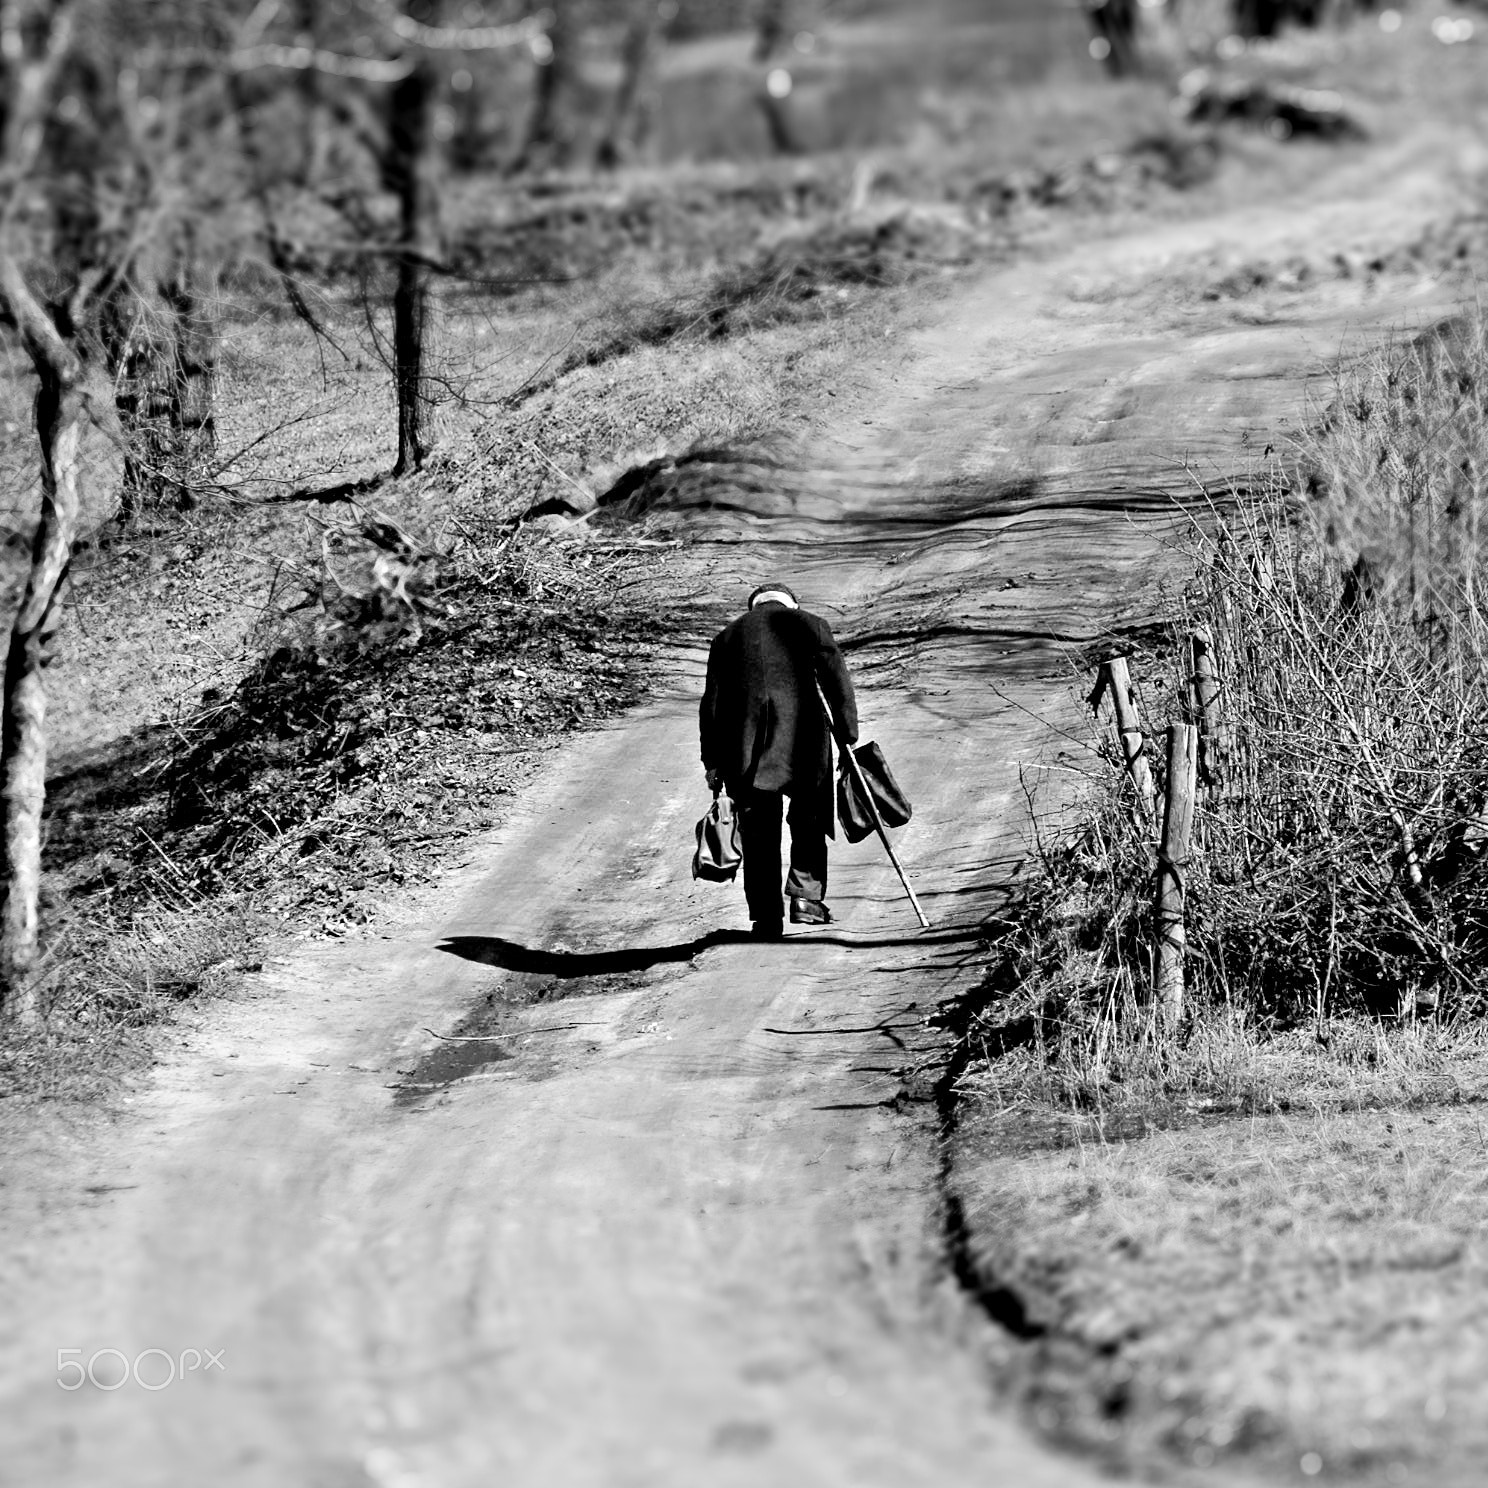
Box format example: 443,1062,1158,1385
963,132,1224,215
520,206,996,397
446,171,850,288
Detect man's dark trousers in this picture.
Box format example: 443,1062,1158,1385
736,788,827,923
700,596,856,924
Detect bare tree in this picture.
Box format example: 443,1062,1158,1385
753,0,803,155
0,0,244,1013
753,0,792,61
386,52,443,475
1086,0,1139,76
595,0,664,171
223,1,548,481
0,0,112,1016
509,0,576,173
0,265,88,1019
292,0,334,186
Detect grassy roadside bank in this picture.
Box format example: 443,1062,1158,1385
944,278,1488,1481
952,1097,1488,1486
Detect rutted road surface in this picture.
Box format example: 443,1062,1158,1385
4,128,1482,1486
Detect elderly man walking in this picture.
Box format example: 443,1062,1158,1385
699,583,858,939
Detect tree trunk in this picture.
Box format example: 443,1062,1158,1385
1234,0,1285,37
595,2,661,170
387,60,442,477
163,249,218,494
510,1,575,174
754,0,803,155
1090,0,1139,76
0,309,84,1019
758,89,801,155
294,0,333,186
754,0,793,61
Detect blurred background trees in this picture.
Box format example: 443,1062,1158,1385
596,0,669,169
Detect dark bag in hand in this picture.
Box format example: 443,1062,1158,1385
837,742,913,844
692,792,743,882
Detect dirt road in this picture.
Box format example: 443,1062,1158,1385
4,126,1482,1486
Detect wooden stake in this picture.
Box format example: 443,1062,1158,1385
1190,628,1224,789
1101,656,1155,824
1155,723,1198,1024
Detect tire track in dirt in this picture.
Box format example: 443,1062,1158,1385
2,124,1482,1487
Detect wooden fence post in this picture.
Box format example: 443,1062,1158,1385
1155,723,1198,1023
1189,628,1223,789
1102,656,1155,825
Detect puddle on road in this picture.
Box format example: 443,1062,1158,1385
391,974,640,1107
393,1008,519,1106
392,935,748,1104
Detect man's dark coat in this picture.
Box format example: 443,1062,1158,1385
700,601,858,823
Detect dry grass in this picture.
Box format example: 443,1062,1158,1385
955,1095,1488,1485
0,898,267,1101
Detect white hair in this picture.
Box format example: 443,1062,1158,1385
750,589,799,610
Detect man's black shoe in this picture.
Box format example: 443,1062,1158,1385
752,919,784,941
789,898,832,926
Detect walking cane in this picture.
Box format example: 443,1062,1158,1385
815,681,932,930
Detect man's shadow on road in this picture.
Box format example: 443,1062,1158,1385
436,926,981,980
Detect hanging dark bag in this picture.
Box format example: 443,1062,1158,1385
692,791,743,882
837,742,913,844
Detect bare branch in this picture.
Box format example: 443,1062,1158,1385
150,3,551,80
144,41,415,82
227,41,415,80
359,0,552,53
0,249,78,385
237,0,283,48
0,0,79,205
